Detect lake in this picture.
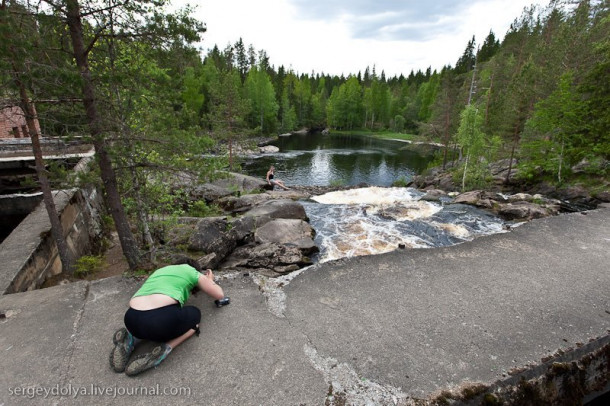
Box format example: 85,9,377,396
240,132,434,186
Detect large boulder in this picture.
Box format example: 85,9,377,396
193,183,235,202
170,198,317,277
254,219,317,253
594,190,610,203
209,172,268,194
183,172,268,203
220,243,313,277
453,190,494,209
188,217,237,268
489,158,519,184
228,215,257,244
219,193,276,213
244,199,308,227
259,145,279,153
497,201,556,221
453,190,483,205
420,189,447,202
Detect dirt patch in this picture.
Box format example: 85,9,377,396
94,232,130,279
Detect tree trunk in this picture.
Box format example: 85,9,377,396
2,0,76,273
484,74,493,126
505,122,519,184
442,107,450,170
462,153,470,191
12,68,76,274
558,136,564,184
129,165,155,261
65,0,140,269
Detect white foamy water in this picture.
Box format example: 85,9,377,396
304,187,506,263
312,186,422,205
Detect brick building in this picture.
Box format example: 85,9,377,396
0,104,41,139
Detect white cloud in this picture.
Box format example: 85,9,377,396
172,0,549,76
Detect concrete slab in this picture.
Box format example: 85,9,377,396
0,281,89,406
0,208,608,405
1,275,326,405
284,209,610,400
0,191,72,294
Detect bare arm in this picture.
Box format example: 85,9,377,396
266,171,271,184
197,270,225,300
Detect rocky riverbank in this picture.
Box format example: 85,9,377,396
410,158,610,209
161,166,609,279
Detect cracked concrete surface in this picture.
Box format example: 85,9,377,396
1,208,609,405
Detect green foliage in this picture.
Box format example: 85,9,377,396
363,76,391,129
392,176,409,187
187,201,222,217
74,255,105,278
417,74,440,122
244,65,279,134
327,76,363,129
456,104,497,190
393,115,406,133
519,72,584,184
181,66,205,124
124,268,150,277
477,31,500,63
280,91,297,132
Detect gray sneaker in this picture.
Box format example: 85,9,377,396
109,328,135,372
125,344,170,376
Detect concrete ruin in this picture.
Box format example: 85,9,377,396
0,138,102,294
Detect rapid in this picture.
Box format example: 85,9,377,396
302,187,507,262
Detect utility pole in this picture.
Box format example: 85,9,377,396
467,51,478,106
462,51,479,191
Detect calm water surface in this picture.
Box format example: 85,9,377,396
241,133,434,186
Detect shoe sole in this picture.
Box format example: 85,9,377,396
125,345,166,376
109,328,132,373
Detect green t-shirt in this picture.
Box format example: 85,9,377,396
132,264,200,306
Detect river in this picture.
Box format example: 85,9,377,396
240,133,506,262
240,132,432,186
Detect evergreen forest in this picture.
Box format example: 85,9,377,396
1,0,609,269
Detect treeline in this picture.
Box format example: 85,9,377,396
182,0,608,189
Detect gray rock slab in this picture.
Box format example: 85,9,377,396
284,209,610,399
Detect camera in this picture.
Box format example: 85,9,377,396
215,297,231,308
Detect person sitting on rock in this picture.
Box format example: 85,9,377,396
266,165,290,190
109,259,228,376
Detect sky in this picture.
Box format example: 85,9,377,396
172,0,550,77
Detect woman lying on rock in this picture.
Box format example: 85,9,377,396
109,259,229,376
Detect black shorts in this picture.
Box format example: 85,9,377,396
124,304,201,343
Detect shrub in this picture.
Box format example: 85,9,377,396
392,176,409,187
74,255,105,277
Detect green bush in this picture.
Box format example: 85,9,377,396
188,201,222,217
392,176,409,187
74,255,105,277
